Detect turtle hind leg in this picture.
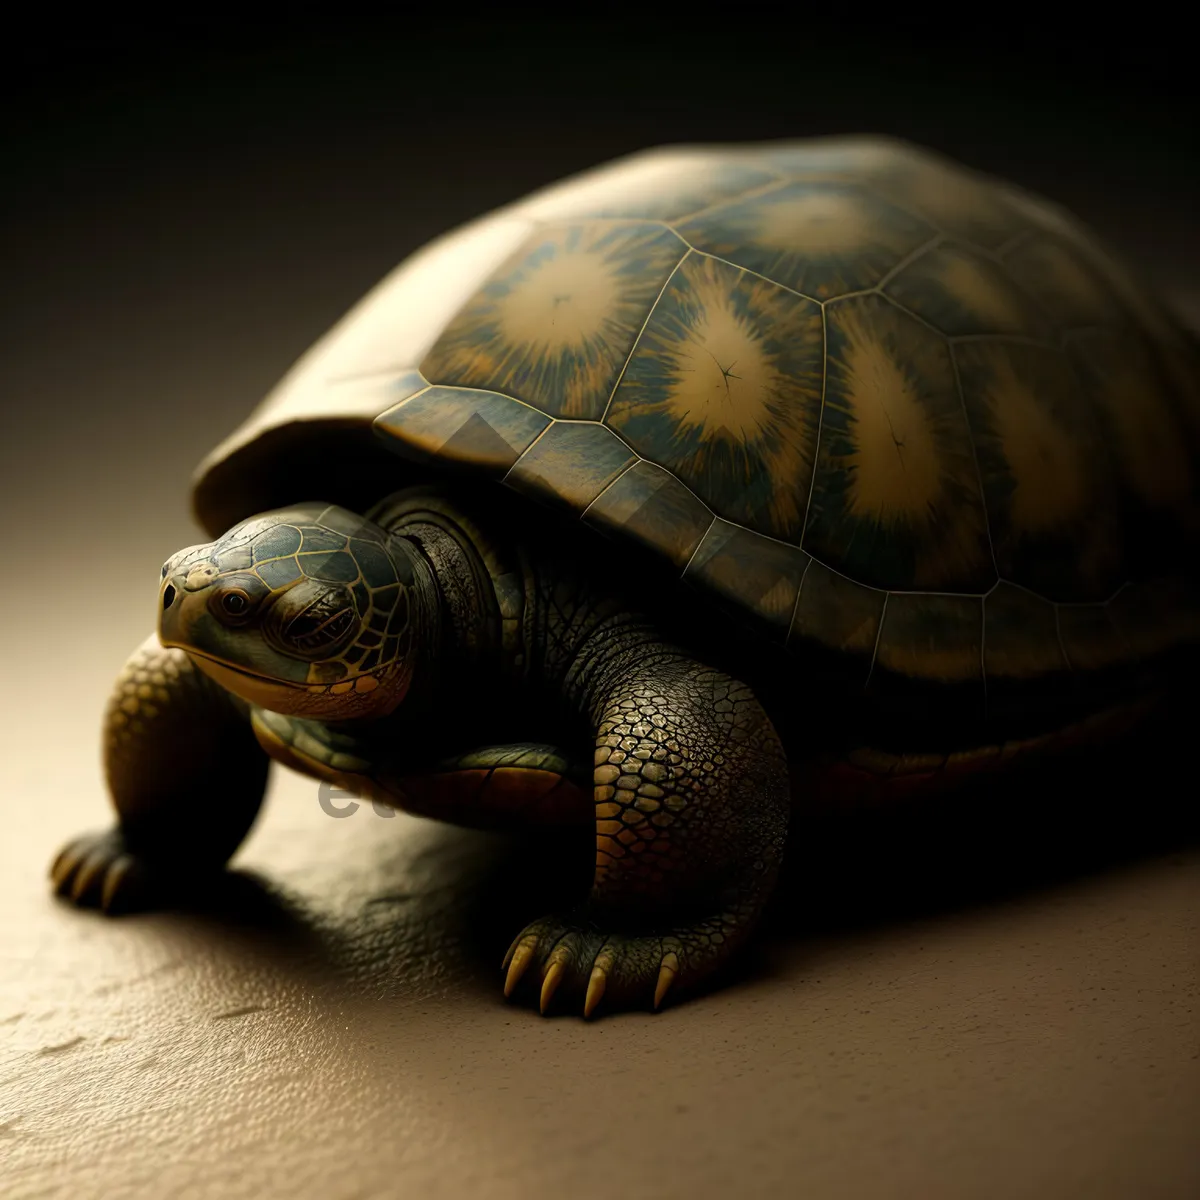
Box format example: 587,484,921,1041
51,635,269,913
500,647,789,1017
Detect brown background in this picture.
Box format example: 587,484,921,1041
2,17,1198,1199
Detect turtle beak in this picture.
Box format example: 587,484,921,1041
158,559,218,649
157,546,221,650
157,571,191,649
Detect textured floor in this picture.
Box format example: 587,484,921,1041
4,679,1199,1198
4,328,1199,1200
3,33,1200,1197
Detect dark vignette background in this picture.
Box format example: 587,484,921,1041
1,17,1198,1200
4,18,1198,496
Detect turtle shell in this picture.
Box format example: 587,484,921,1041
193,137,1200,725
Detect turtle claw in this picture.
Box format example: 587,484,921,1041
503,937,537,997
50,838,88,893
99,855,139,912
654,952,679,1011
583,966,607,1019
500,912,699,1018
50,830,158,915
539,959,566,1014
69,846,113,905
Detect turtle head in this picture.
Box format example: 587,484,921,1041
158,503,434,720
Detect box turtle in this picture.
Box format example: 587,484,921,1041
52,137,1200,1016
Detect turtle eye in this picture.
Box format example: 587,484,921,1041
209,582,260,625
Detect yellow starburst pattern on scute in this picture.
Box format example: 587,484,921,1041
985,355,1088,534
881,160,1030,250
421,221,686,419
607,254,823,543
495,243,621,354
954,339,1123,600
885,242,1049,339
659,271,784,444
1000,191,1173,334
752,189,881,257
938,253,1035,331
1080,335,1192,510
677,181,934,300
1003,237,1122,330
837,322,943,524
805,295,992,592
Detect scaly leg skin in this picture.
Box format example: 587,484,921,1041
50,635,269,913
502,644,789,1017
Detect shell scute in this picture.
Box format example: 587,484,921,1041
375,386,551,475
420,222,687,420
788,561,886,687
676,180,935,299
583,460,713,570
954,338,1121,602
504,421,636,513
883,241,1053,339
804,293,994,593
606,253,823,544
682,520,810,641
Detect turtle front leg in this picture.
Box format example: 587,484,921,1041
502,642,789,1016
51,635,269,912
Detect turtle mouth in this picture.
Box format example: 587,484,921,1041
180,649,306,688
163,644,311,703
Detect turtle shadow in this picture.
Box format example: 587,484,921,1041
148,867,341,984
353,721,1200,1011
764,730,1200,943
173,868,321,932
479,709,1200,1010
130,716,1200,1012
147,826,593,1001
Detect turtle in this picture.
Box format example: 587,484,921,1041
50,136,1200,1017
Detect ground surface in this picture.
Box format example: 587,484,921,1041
2,22,1198,1199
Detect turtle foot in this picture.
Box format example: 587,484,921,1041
50,829,167,914
501,908,742,1018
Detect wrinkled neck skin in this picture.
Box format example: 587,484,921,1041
387,518,500,713
357,491,659,747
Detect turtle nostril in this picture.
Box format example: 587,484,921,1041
162,584,177,610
